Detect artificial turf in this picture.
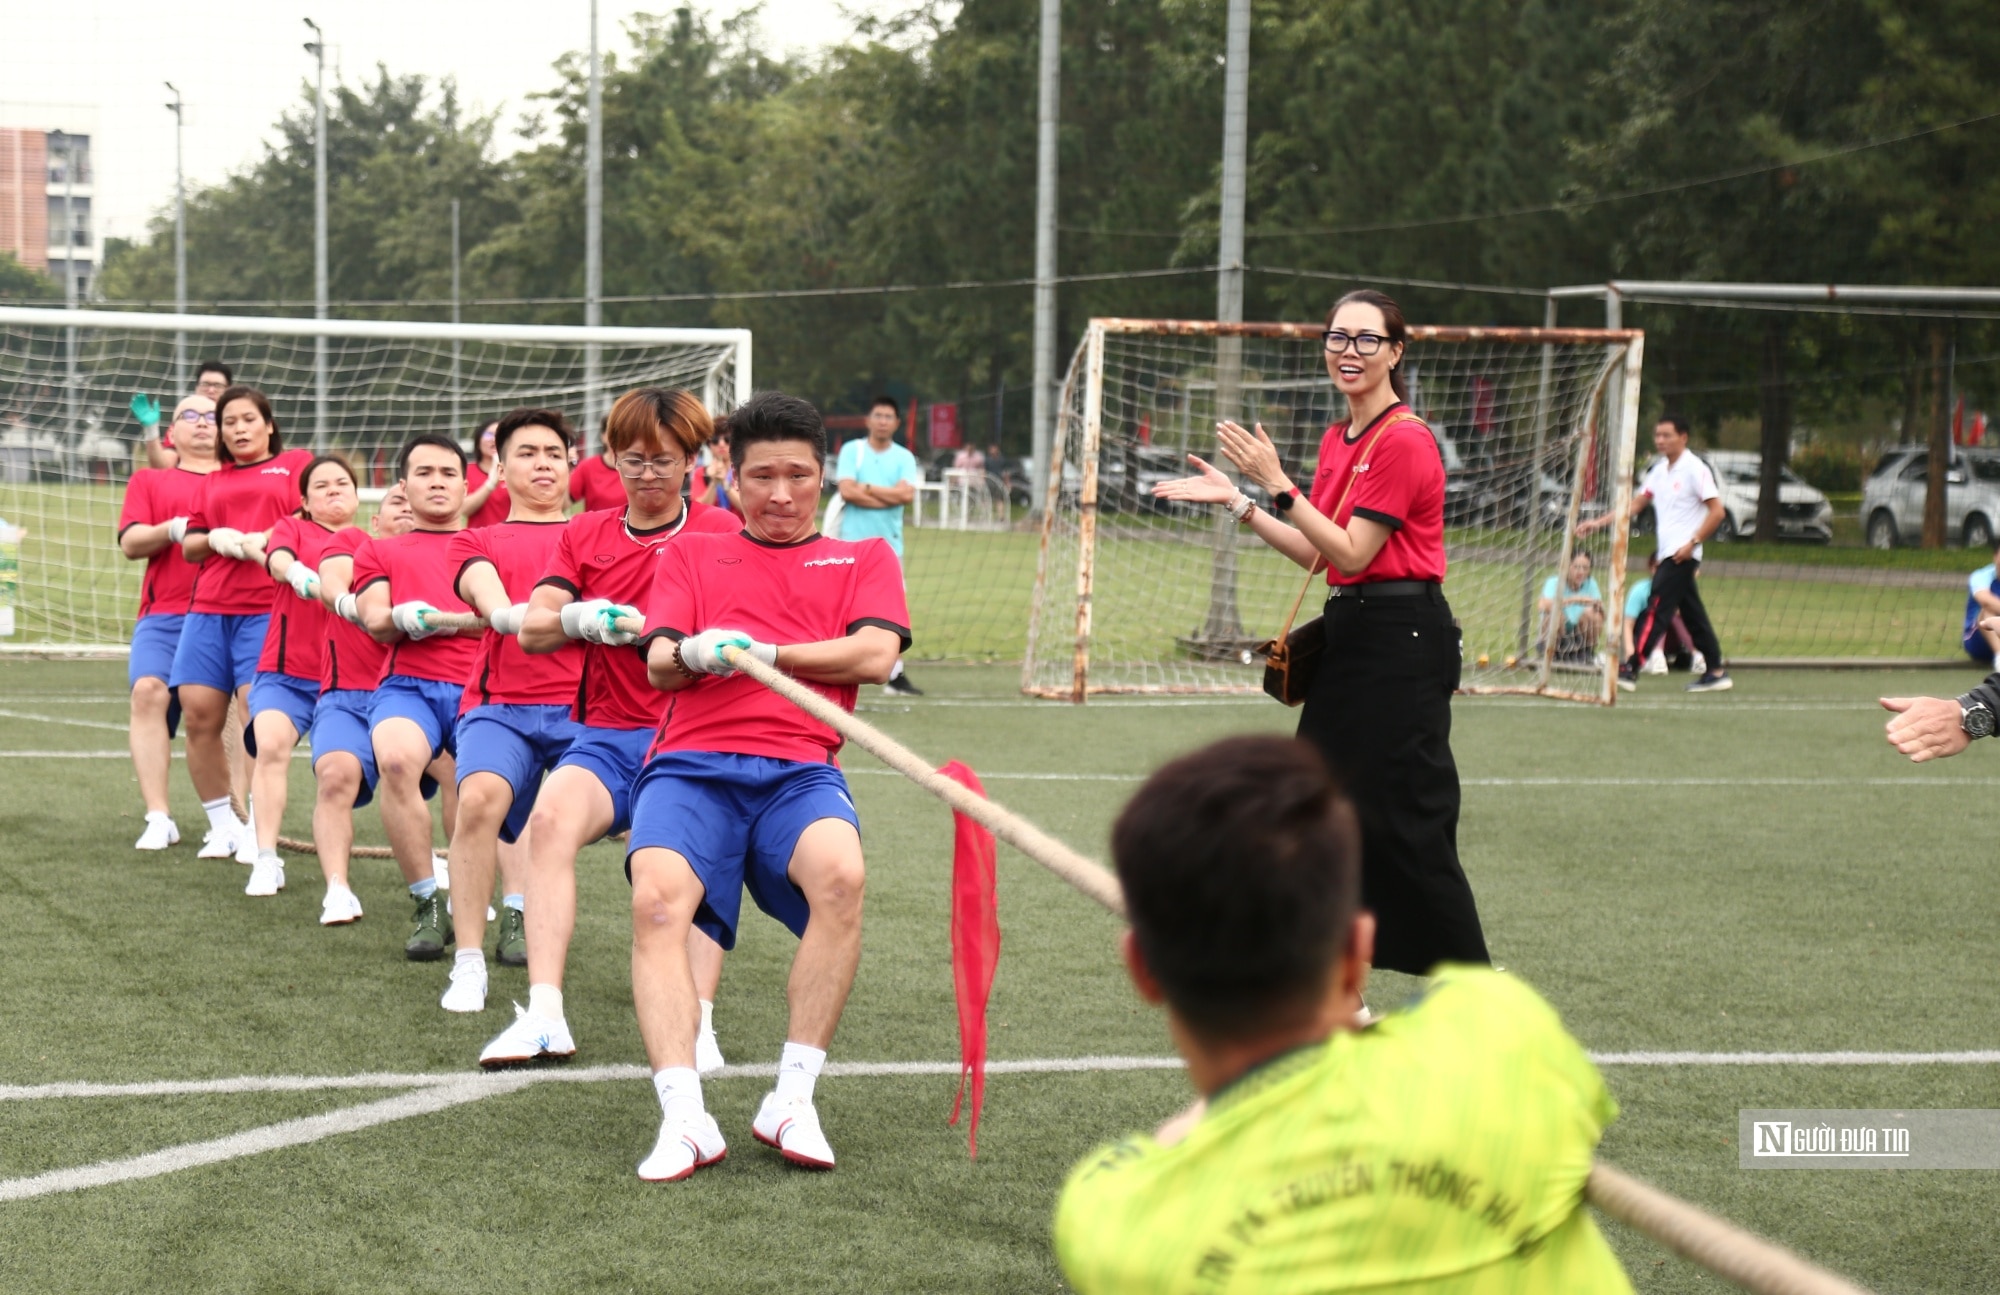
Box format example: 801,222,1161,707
2,660,1998,1291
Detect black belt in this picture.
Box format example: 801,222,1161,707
1326,580,1439,600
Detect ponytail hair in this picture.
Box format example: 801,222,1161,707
1327,289,1409,402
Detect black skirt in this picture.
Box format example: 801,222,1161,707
1296,587,1490,975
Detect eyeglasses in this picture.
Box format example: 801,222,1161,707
1324,329,1392,357
616,455,685,479
177,409,217,425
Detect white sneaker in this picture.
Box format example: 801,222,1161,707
696,1026,727,1076
197,822,245,859
134,814,179,851
478,1003,577,1067
441,960,488,1014
432,852,451,892
637,1111,728,1182
752,1091,835,1169
244,855,285,897
1641,648,1668,675
1690,650,1708,676
320,886,364,926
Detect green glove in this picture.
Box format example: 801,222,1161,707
130,394,161,430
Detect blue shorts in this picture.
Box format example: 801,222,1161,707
455,704,582,843
247,671,318,750
627,751,861,951
168,611,269,693
311,688,381,809
369,674,465,761
130,614,185,688
554,725,655,837
1966,627,1994,666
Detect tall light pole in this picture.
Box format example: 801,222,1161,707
1028,0,1060,512
165,83,187,389
450,198,462,436
584,0,604,449
304,18,329,452
56,131,79,442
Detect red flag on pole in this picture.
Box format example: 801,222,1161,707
939,760,1000,1157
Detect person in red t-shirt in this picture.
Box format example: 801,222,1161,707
235,455,361,900
462,419,512,528
173,386,316,862
434,407,582,1014
1152,289,1488,984
568,436,628,512
349,435,480,961
477,387,737,1071
117,393,222,850
623,391,908,1182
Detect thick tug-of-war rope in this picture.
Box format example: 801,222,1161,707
707,641,1874,1295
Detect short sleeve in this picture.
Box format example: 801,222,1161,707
1973,570,1988,597
1636,462,1660,500
445,527,491,594
265,517,300,561
898,449,922,487
848,540,912,649
1625,583,1649,618
118,473,155,534
350,535,389,594
835,440,858,480
1692,462,1720,502
640,541,700,645
1541,575,1558,600
567,462,587,502
540,524,583,596
1345,427,1436,530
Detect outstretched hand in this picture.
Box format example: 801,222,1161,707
1881,695,1971,763
1150,454,1237,505
1215,421,1289,493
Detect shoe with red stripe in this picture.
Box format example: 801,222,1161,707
637,1112,727,1182
752,1092,835,1170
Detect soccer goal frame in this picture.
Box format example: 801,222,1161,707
1023,318,1645,703
0,307,751,655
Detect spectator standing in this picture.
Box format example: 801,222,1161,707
835,395,924,696
462,419,512,528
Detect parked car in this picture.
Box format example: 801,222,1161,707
1860,447,2000,548
1697,450,1834,544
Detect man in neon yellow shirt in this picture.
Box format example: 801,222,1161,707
1055,735,1633,1294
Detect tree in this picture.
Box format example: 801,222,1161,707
0,253,58,301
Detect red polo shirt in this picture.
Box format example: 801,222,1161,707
1307,404,1448,586
569,454,627,512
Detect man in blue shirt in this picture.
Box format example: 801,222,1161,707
835,395,924,695
1963,538,2000,665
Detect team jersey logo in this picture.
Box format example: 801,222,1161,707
260,465,293,476
802,556,855,568
717,557,742,565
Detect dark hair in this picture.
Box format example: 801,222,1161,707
1571,548,1593,568
215,385,281,462
1111,736,1362,1042
724,391,827,466
299,453,359,503
1327,289,1410,402
396,433,468,480
493,407,576,457
605,387,712,458
196,359,233,385
1657,414,1692,437
870,394,901,418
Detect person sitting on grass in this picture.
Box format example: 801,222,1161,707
1536,549,1604,663
1961,537,2000,666
1055,735,1633,1294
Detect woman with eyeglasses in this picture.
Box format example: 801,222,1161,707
116,394,224,850
1153,289,1488,986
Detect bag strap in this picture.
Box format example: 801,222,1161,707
1271,409,1418,644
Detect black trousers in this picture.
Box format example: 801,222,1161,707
1627,556,1723,673
1296,588,1490,976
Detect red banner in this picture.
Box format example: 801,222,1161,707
940,759,999,1157
928,402,963,451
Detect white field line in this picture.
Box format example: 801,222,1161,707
0,708,132,732
0,749,310,760
1591,1050,2000,1065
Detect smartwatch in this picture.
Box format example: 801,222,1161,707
1959,697,1996,740
1272,487,1301,514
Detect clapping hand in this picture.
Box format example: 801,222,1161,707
1151,454,1238,505
1215,421,1289,493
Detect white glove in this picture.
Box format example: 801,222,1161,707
488,602,528,636
677,627,775,676
560,599,643,646
285,563,321,600
166,517,188,544
207,526,247,559
391,601,442,640
335,592,362,624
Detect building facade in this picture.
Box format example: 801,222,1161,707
0,126,98,298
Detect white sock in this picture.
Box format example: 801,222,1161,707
243,800,256,836
699,999,715,1036
653,1066,704,1123
145,809,173,824
888,659,906,681
202,797,239,836
775,1041,826,1104
527,983,564,1023
258,849,281,866
454,948,485,974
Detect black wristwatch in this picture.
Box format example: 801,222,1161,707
1959,697,1996,740
1272,487,1301,514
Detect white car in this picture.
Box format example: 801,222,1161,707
1860,447,2000,549
1636,450,1832,543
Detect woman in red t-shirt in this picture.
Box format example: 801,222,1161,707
1153,289,1487,979
462,419,512,528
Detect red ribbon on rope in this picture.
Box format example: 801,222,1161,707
940,759,1000,1158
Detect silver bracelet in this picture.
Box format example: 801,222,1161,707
1227,491,1255,522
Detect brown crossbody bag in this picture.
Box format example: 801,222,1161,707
1256,413,1411,706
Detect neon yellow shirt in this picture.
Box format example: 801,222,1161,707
1054,967,1632,1294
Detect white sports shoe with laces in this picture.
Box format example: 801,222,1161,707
440,959,488,1013
320,886,364,926
752,1091,836,1169
197,822,245,859
244,854,285,897
637,1111,728,1182
478,1004,577,1067
134,814,179,851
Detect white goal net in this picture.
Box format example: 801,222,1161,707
1023,318,1643,701
0,307,750,653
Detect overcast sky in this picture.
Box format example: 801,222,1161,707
3,0,916,246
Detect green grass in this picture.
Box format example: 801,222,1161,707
3,662,1999,1291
